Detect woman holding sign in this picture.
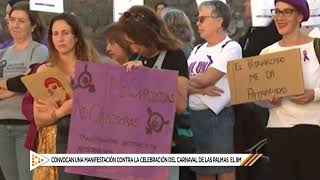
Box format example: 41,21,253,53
119,5,189,180
257,0,320,180
187,1,242,180
28,13,100,180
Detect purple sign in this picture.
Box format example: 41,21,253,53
65,61,178,180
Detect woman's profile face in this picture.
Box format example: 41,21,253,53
196,6,222,41
106,41,129,64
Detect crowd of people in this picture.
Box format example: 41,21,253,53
0,0,319,180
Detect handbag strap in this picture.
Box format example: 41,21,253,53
152,50,167,69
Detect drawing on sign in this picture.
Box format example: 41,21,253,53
44,77,71,107
145,107,168,134
72,64,95,92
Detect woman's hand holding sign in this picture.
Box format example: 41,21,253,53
123,61,143,72
289,89,315,105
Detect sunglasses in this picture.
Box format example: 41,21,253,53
196,16,219,23
123,11,144,21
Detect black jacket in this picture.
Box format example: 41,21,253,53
238,21,281,58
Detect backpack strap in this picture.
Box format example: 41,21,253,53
193,40,233,55
314,38,320,64
222,40,233,49
193,44,203,55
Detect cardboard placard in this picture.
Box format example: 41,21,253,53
227,49,304,105
65,62,177,180
21,67,72,106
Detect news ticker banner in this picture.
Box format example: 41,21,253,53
30,151,262,170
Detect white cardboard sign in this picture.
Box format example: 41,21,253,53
30,0,64,13
113,0,144,22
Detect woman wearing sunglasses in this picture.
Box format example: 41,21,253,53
187,1,242,180
257,0,320,180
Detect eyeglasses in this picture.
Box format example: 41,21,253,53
271,9,297,18
123,11,144,21
196,16,219,23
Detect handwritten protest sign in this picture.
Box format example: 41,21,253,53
65,62,178,180
227,49,304,105
21,67,72,106
113,0,144,22
30,0,64,13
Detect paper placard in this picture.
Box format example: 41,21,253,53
113,0,144,22
227,49,304,105
30,0,64,13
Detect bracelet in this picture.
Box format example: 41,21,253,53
51,110,58,120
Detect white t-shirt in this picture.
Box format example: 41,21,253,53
188,36,242,114
259,40,320,128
